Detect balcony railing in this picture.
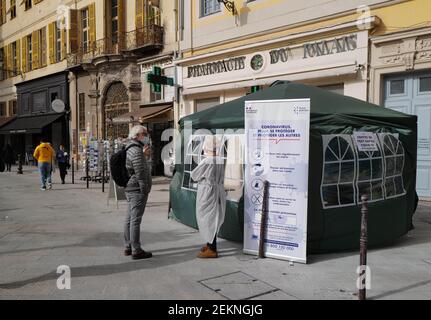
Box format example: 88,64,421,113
67,24,164,68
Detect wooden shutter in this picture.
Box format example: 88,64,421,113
1,0,6,25
21,37,27,73
16,39,21,72
48,22,55,64
7,44,12,77
3,45,8,78
89,3,96,47
40,28,46,67
32,30,39,69
135,0,143,30
61,27,67,60
69,9,79,54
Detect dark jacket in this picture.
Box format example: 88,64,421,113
3,145,13,163
56,150,69,164
125,140,152,194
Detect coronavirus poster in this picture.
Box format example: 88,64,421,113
244,99,310,263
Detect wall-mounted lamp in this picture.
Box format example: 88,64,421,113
217,0,237,16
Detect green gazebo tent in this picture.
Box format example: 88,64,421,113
169,81,417,253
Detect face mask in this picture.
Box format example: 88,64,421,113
140,136,150,146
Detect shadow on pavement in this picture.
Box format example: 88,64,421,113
0,245,239,290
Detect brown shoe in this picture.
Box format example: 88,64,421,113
124,248,132,256
197,246,218,259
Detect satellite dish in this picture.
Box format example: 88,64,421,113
52,99,65,113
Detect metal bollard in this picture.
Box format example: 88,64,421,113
102,159,105,193
17,154,23,175
258,181,270,259
72,158,75,184
359,194,368,301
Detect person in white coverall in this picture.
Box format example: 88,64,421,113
191,136,226,258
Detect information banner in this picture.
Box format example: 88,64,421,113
244,99,310,263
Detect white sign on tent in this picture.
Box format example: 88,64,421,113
244,99,310,263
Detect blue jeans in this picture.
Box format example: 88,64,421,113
124,192,149,253
38,162,52,188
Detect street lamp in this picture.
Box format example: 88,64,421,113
217,0,237,15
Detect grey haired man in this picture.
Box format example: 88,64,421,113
124,125,153,260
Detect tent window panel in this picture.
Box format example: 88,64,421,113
395,156,404,175
385,157,396,177
322,185,339,207
323,163,339,184
385,178,396,197
321,135,356,209
339,184,355,205
394,176,405,195
371,181,384,200
358,160,371,181
339,162,355,183
371,159,383,179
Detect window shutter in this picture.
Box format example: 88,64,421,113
89,3,96,47
1,0,6,25
135,0,143,30
16,39,21,72
7,44,12,77
69,9,79,54
3,45,8,78
32,30,39,69
117,0,125,47
61,27,67,60
21,36,27,73
40,28,47,67
48,22,55,64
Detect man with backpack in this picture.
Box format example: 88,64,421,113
113,125,153,260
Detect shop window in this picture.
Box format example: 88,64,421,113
390,80,405,95
182,133,245,202
321,135,356,209
419,76,431,92
379,133,406,199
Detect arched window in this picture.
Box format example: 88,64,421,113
380,133,406,198
321,135,356,209
103,82,129,140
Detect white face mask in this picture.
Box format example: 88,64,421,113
140,136,150,145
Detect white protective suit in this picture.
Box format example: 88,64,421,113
191,155,226,244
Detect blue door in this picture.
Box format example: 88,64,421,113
385,72,431,198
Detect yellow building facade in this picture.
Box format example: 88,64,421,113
0,1,177,175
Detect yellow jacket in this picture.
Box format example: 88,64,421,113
33,143,55,164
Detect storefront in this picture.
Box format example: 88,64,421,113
0,72,69,161
176,20,375,120
370,27,431,199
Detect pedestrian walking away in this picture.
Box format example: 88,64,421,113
3,144,14,172
191,135,226,259
123,125,153,260
33,137,55,191
56,144,70,184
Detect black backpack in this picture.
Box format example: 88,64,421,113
109,145,138,187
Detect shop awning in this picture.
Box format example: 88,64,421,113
0,116,16,129
0,113,64,135
112,103,173,124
